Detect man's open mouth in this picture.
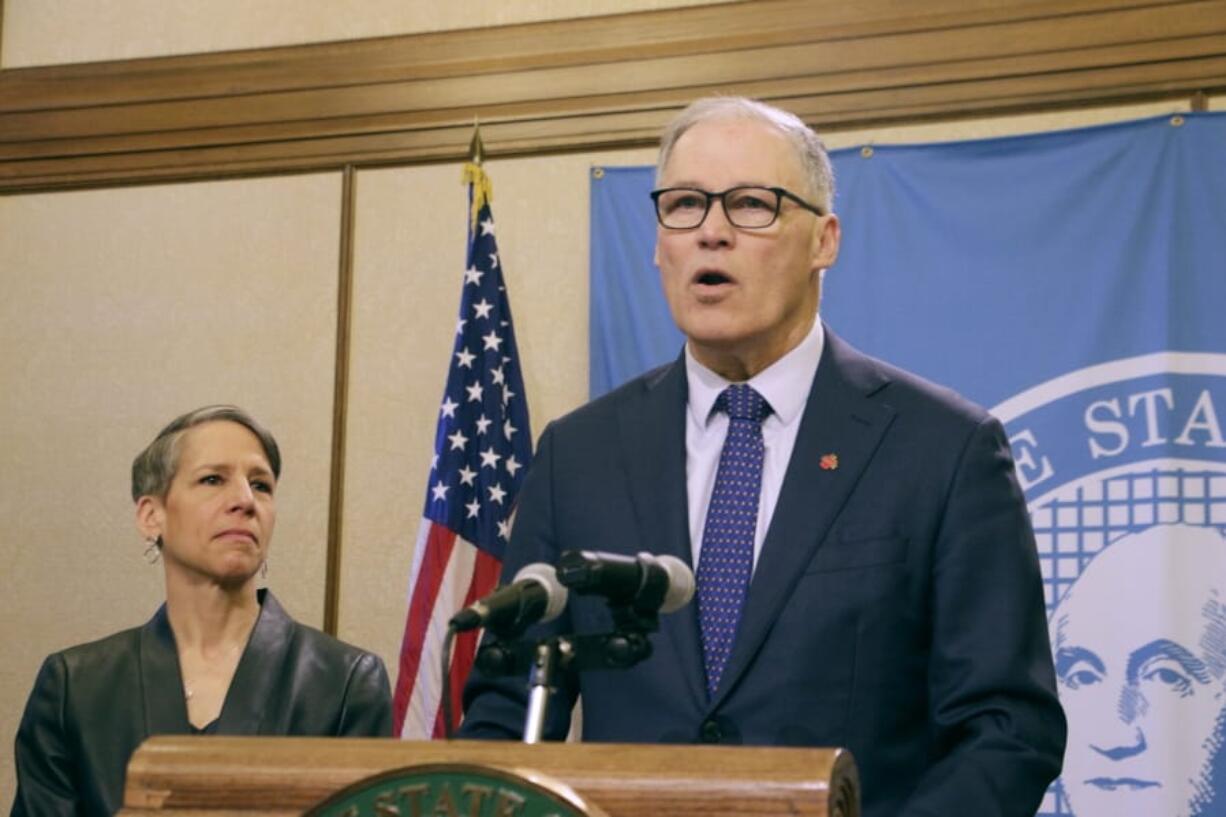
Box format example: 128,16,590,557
695,271,733,286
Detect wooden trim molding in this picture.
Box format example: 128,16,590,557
1,0,1224,192
323,165,357,637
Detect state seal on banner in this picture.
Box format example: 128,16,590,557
993,352,1226,817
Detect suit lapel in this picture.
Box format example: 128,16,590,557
216,589,293,734
140,604,191,734
616,355,707,704
710,328,897,708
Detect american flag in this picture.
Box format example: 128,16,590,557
392,162,533,738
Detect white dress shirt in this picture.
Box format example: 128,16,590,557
684,317,825,571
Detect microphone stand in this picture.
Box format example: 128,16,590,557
522,638,568,743
475,601,662,744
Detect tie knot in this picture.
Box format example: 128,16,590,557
718,384,770,423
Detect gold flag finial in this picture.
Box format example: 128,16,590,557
461,118,492,229
468,117,485,166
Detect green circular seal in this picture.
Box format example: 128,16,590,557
307,763,607,817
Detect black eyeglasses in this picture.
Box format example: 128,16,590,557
650,185,825,229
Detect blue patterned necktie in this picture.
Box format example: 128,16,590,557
696,383,771,697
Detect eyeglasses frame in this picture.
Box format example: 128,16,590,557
649,185,826,230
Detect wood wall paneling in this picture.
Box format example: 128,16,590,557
1,0,1175,106
324,164,358,634
1,0,1223,191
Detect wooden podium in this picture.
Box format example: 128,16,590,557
119,736,859,816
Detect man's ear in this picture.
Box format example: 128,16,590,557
810,213,841,272
135,495,164,541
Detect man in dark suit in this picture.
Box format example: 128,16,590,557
461,97,1065,817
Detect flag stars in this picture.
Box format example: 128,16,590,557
447,429,469,451
488,484,507,505
466,499,481,519
458,466,477,486
489,252,500,269
480,447,502,469
472,299,493,319
490,366,505,385
466,381,484,402
502,385,516,405
505,455,522,477
440,397,459,418
430,480,449,502
475,328,500,350
455,348,475,369
503,419,518,441
475,414,492,435
497,518,511,540
463,267,484,286
456,318,467,335
480,218,496,236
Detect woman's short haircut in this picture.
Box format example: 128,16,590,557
655,96,836,214
131,405,281,501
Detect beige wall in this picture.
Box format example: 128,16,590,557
1,0,1222,808
0,173,344,801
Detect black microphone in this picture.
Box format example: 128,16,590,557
554,550,695,614
449,563,568,635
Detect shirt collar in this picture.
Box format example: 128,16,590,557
685,317,825,427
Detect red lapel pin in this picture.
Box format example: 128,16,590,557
820,453,839,471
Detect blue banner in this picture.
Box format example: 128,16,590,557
589,113,1226,817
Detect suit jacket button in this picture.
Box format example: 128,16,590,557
700,719,722,743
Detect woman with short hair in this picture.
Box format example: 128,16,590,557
12,405,392,816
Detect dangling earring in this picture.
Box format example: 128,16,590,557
143,537,162,565
260,559,269,579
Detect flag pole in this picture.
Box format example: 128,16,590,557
462,119,492,230
468,117,484,166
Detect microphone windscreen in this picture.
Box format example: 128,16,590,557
512,562,569,622
655,554,695,613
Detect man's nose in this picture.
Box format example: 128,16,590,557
697,198,735,247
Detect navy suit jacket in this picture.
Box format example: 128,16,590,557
461,326,1065,817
